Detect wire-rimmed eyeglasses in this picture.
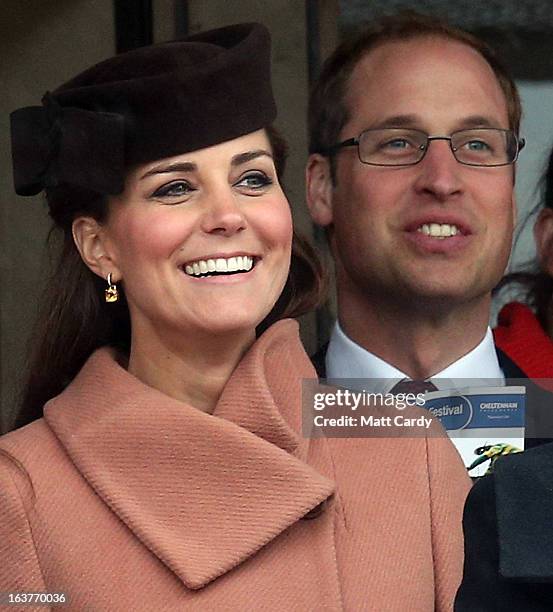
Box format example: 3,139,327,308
324,127,525,167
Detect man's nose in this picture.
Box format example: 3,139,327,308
412,139,463,201
200,188,247,236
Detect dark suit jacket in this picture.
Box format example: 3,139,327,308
455,442,553,611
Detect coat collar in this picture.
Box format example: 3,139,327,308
44,320,335,590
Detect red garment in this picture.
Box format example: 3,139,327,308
494,302,553,378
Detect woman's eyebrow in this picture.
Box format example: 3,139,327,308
139,150,273,180
140,161,197,180
231,149,273,167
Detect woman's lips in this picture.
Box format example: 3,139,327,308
182,255,255,277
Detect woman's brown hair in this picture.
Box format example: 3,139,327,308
16,126,325,428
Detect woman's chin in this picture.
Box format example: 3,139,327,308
190,312,267,338
185,297,278,335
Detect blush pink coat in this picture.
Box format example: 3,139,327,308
0,320,470,611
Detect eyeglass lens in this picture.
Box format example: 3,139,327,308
358,128,517,166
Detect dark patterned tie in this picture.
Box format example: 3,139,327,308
390,379,438,395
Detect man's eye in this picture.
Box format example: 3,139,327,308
379,138,416,151
465,140,492,152
387,139,409,148
152,180,194,198
236,172,273,190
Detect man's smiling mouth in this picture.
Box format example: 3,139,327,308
182,255,255,278
416,223,460,239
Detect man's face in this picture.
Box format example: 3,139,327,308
316,36,515,309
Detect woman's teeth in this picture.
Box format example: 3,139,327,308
417,223,460,238
184,255,254,277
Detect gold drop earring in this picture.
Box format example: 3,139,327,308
105,272,119,303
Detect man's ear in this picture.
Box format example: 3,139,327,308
305,154,334,227
72,217,121,281
534,208,553,276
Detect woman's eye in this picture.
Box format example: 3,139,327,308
151,180,194,198
236,172,273,190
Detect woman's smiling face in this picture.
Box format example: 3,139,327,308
97,129,293,342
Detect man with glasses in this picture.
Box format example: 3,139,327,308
306,12,524,401
303,14,547,609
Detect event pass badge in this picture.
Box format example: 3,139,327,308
423,386,526,478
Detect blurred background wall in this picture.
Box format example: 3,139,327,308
0,0,115,433
2,0,552,432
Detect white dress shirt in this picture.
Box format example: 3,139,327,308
325,321,505,393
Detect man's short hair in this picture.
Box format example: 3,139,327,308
308,11,522,173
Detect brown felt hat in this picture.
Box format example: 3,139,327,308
11,23,276,197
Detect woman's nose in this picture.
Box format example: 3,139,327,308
200,189,247,236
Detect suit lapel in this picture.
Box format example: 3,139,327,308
311,342,328,378
496,346,527,378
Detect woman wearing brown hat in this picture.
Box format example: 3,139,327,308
1,23,469,611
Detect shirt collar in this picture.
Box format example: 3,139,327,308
326,321,504,393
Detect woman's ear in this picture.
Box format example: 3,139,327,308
72,217,121,281
305,154,334,227
534,208,553,276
